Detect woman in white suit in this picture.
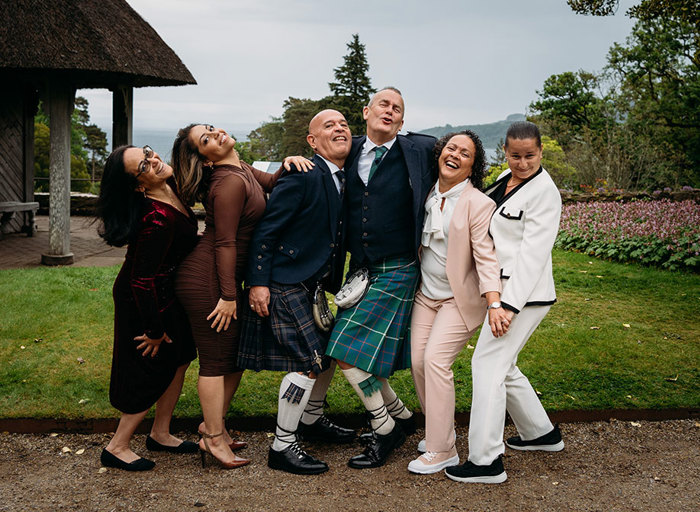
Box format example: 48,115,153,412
408,130,509,474
446,121,564,484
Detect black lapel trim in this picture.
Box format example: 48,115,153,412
489,167,544,208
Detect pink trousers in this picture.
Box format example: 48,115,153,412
410,291,479,453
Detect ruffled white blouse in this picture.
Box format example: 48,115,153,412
420,179,468,299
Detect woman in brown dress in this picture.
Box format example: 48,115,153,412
96,145,199,471
172,124,310,468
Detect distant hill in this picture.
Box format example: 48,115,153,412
418,113,526,148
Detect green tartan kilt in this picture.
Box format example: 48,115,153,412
326,257,418,378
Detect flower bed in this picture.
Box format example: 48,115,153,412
556,199,700,271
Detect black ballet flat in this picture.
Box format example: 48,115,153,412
145,435,199,454
100,448,155,471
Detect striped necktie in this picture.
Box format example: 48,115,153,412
336,169,345,195
368,145,387,181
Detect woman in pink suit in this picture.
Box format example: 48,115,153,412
408,131,509,474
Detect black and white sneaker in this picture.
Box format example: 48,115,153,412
505,424,564,452
444,456,507,484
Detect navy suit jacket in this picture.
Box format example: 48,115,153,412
345,132,437,255
246,154,344,293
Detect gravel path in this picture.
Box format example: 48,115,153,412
1,419,697,511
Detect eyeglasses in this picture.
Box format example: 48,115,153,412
137,146,154,176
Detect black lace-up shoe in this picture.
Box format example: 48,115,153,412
297,415,356,444
506,424,564,452
348,423,406,469
445,455,507,484
396,415,416,436
268,443,329,475
359,413,416,442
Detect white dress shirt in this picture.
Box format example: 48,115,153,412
357,136,397,185
319,156,345,194
420,179,469,300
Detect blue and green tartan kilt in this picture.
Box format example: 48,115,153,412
238,283,332,375
326,257,419,378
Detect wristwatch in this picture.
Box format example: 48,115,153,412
487,301,502,310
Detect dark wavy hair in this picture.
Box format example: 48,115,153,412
96,145,146,247
171,123,212,205
432,130,487,191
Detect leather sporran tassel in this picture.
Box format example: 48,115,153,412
312,283,334,332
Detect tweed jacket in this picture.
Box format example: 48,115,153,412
442,180,502,330
484,167,562,313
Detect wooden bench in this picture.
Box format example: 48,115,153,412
0,201,39,240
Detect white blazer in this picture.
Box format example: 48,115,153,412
485,167,561,313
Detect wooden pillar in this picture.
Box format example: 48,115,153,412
112,86,133,148
41,82,75,266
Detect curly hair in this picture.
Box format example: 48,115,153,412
171,123,212,205
95,145,147,247
432,130,487,191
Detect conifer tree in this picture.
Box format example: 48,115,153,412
328,34,376,135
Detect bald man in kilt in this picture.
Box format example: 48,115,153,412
240,110,356,474
326,87,437,468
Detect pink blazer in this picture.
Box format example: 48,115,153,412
444,181,502,330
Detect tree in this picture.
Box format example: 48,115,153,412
33,96,107,192
84,124,108,181
567,0,699,60
541,136,579,188
247,117,284,161
328,34,376,135
608,16,699,183
280,97,333,157
567,0,699,22
530,71,606,145
34,122,92,193
246,34,376,159
530,12,699,189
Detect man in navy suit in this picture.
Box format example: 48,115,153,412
325,87,437,468
241,109,355,475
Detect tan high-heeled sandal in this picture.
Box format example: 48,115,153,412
198,418,248,452
199,432,250,469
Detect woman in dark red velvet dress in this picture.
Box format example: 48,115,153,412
96,145,199,471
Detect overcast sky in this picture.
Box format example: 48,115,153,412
81,0,636,136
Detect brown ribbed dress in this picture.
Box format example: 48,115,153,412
176,162,279,376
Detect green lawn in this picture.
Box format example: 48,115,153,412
0,250,698,419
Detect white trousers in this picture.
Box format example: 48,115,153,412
468,304,553,466
411,292,479,453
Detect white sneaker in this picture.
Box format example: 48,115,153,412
417,430,456,453
408,451,460,475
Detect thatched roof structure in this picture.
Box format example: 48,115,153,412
0,0,196,88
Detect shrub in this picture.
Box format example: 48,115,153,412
556,199,700,271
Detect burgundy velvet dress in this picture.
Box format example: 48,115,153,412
109,198,198,414
176,162,279,377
